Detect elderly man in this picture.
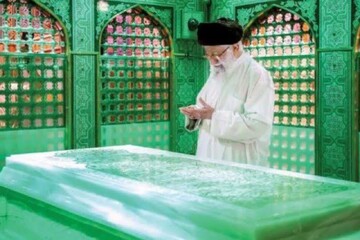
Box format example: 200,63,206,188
180,18,275,166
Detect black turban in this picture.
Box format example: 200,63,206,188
197,20,243,46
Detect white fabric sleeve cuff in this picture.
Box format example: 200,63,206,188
185,116,202,132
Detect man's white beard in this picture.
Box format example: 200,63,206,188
210,64,225,76
209,54,236,79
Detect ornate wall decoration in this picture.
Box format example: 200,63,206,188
107,0,191,9
96,3,173,38
323,113,346,140
353,0,360,35
73,55,96,148
237,4,267,26
73,1,94,50
213,0,356,180
170,37,205,152
211,0,233,21
95,1,203,153
324,144,346,173
319,0,350,48
0,0,68,156
317,0,355,181
240,6,316,173
323,85,346,107
96,3,133,37
0,0,67,131
231,0,275,5
172,56,205,153
242,8,316,128
36,0,71,36
235,0,318,37
318,50,354,180
143,6,172,31
98,7,172,150
211,0,318,36
322,52,347,79
72,0,97,148
280,0,317,33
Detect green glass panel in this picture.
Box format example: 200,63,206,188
269,125,314,174
101,121,169,150
0,128,66,161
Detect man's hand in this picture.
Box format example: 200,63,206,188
179,105,199,119
179,98,214,120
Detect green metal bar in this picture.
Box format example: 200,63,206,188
317,48,353,52
70,52,99,55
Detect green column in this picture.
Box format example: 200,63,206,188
71,0,97,148
317,0,358,180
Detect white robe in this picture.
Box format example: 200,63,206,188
186,52,275,166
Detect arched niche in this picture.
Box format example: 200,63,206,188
98,6,172,150
242,6,316,174
0,0,69,157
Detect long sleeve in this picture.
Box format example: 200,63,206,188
209,68,274,143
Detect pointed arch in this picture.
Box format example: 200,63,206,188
98,6,172,149
0,0,68,129
239,5,316,174
0,0,70,158
242,5,316,128
237,3,318,39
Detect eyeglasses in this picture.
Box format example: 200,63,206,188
204,46,230,59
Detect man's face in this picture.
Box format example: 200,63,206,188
204,45,235,74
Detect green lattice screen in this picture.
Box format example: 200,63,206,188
0,0,66,130
241,7,316,174
270,125,314,174
243,7,315,127
100,7,171,149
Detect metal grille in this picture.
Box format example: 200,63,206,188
100,7,171,125
243,7,316,127
0,0,66,130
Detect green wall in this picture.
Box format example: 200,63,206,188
211,0,359,181
1,0,359,182
0,0,208,159
70,0,208,153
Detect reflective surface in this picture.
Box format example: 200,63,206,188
1,145,360,239
0,188,136,240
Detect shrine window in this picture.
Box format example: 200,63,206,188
100,7,171,125
0,0,66,130
243,7,315,127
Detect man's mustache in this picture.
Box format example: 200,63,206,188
211,64,226,74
